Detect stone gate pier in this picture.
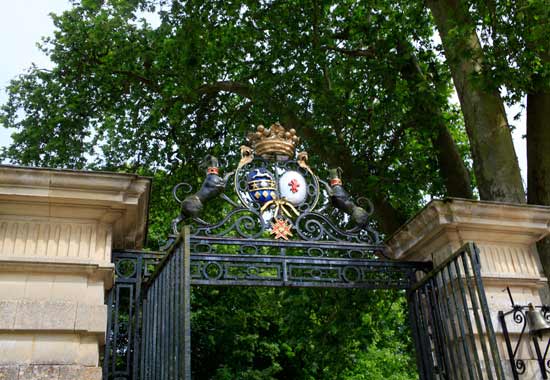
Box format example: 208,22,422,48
387,198,550,379
0,166,150,380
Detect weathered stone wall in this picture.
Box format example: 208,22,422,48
0,365,101,380
0,166,150,380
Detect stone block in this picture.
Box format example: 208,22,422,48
85,278,104,304
51,275,88,303
59,366,102,380
0,273,26,300
13,300,78,331
24,274,54,301
14,301,43,330
40,301,77,330
75,304,107,334
18,365,60,380
0,334,33,365
0,301,17,330
0,366,18,380
32,335,79,365
77,335,99,367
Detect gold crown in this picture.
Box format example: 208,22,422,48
247,123,300,158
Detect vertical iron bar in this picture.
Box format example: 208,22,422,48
147,285,154,380
446,263,475,379
407,291,428,380
498,311,519,380
453,258,483,378
112,285,122,377
182,227,192,379
103,288,114,380
140,296,147,380
469,244,505,380
425,276,452,377
415,287,436,378
171,253,176,379
153,277,160,379
133,255,144,380
126,285,135,376
148,287,155,380
161,263,167,380
168,252,174,380
460,249,494,379
533,336,548,379
175,244,181,380
437,269,463,380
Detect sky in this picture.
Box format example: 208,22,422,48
0,1,528,185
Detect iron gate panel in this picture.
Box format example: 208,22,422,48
407,243,505,380
106,241,506,380
103,251,164,380
105,231,431,380
140,233,191,380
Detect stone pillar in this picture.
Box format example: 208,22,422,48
387,198,550,379
0,166,150,380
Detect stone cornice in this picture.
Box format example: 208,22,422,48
386,198,550,261
0,165,151,249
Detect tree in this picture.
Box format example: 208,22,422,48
424,0,550,281
0,0,471,235
476,0,550,279
425,0,525,203
3,0,548,377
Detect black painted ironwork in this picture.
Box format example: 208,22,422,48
103,251,164,380
498,287,550,379
407,243,505,380
105,237,431,380
103,127,501,380
140,231,191,380
170,153,384,259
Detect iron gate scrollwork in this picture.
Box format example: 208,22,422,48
104,124,500,380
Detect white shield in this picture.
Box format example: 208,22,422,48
279,170,307,206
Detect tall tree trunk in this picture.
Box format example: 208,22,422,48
397,41,473,199
426,0,525,203
432,126,473,198
527,91,550,283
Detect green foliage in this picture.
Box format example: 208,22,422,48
190,287,416,380
0,1,503,379
468,0,550,103
1,0,472,222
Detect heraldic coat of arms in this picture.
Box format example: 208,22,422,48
172,123,378,247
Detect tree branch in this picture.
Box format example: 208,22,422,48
324,45,376,58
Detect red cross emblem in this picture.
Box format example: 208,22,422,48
270,218,293,240
288,178,300,193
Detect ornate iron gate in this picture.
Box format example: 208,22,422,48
407,243,505,380
103,124,502,380
105,231,430,380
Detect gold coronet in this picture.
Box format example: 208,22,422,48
247,122,299,159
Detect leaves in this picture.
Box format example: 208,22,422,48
0,1,496,378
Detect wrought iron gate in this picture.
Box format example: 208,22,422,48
105,228,431,380
407,243,505,380
103,124,503,379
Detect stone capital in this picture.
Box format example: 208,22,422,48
387,198,550,264
0,165,151,252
